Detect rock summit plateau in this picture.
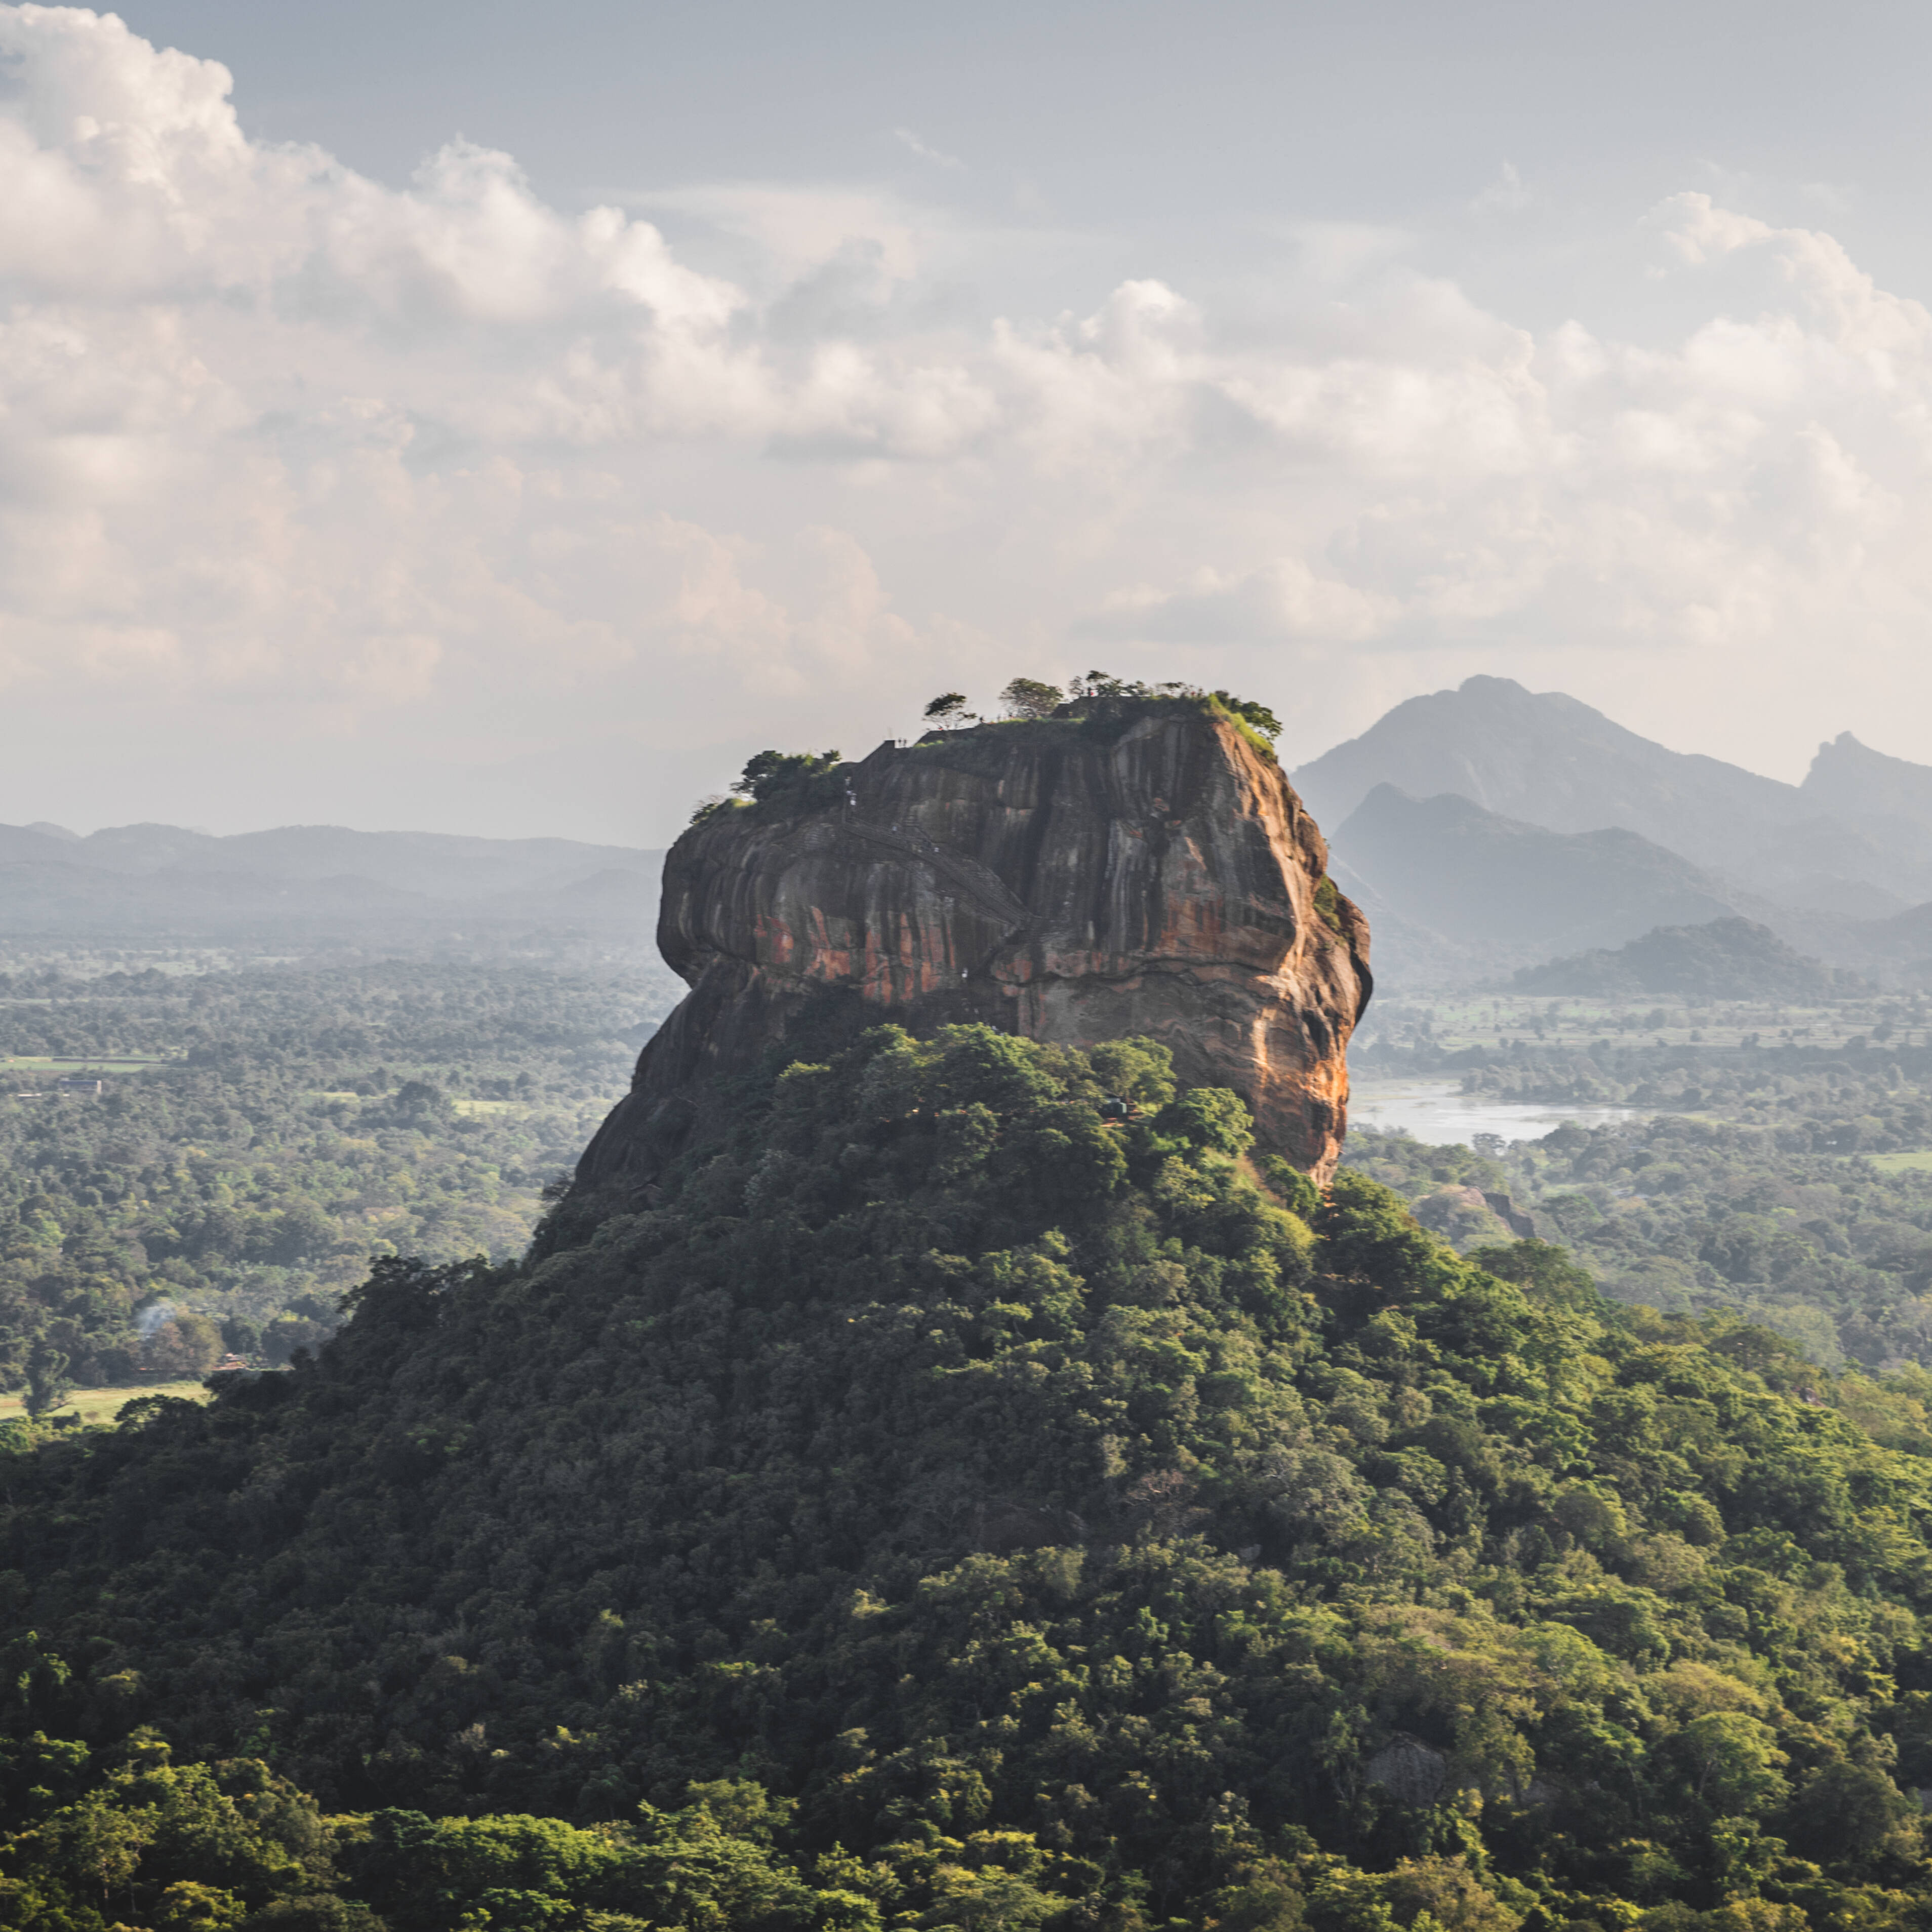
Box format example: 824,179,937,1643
581,694,1371,1184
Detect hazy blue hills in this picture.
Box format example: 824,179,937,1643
0,821,665,948
1292,675,1805,868
1804,731,1932,871
1331,783,1743,978
1286,677,1932,986
1511,914,1861,999
1806,730,1932,823
20,694,1932,985
1826,899,1932,988
1295,674,1932,907
3,821,659,894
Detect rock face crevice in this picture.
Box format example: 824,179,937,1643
580,697,1371,1184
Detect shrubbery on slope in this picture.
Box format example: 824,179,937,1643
6,1024,1932,1928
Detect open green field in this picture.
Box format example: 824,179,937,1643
311,1092,523,1117
3,1054,173,1072
1376,993,1930,1058
1867,1150,1932,1173
0,1379,211,1424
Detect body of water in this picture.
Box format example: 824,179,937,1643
1348,1077,1649,1148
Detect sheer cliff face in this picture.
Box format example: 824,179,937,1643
581,699,1371,1184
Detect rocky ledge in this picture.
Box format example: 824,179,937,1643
580,694,1371,1184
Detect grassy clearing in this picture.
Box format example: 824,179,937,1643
1368,994,1931,1059
309,1092,522,1117
1867,1150,1932,1173
3,1054,172,1071
0,1380,212,1424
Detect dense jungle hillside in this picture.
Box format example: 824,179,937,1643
9,1025,1932,1930
0,957,678,1397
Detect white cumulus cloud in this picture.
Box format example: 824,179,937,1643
1,7,1930,834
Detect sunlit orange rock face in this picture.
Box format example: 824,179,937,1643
580,697,1371,1186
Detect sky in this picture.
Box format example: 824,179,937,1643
6,0,1932,843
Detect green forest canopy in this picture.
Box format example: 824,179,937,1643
1346,995,1932,1371
7,1026,1932,1929
0,959,675,1393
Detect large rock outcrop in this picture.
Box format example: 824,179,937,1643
580,695,1371,1185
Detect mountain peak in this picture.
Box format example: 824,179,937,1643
1335,784,1736,975
1293,676,1806,891
1802,729,1932,834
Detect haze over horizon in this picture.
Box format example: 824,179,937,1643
6,0,1932,843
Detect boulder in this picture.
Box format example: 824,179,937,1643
1364,1736,1450,1807
580,695,1370,1185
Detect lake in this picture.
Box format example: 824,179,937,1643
1348,1077,1649,1148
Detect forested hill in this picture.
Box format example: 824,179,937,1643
1511,918,1857,1000
8,1025,1932,1930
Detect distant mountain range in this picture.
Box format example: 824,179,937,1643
1295,677,1804,874
1295,675,1932,912
1803,732,1932,889
1329,785,1741,979
17,683,1932,993
1296,677,1932,988
0,822,666,951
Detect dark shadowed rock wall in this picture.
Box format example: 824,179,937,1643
580,697,1370,1183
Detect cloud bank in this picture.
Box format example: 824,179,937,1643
2,5,1929,837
